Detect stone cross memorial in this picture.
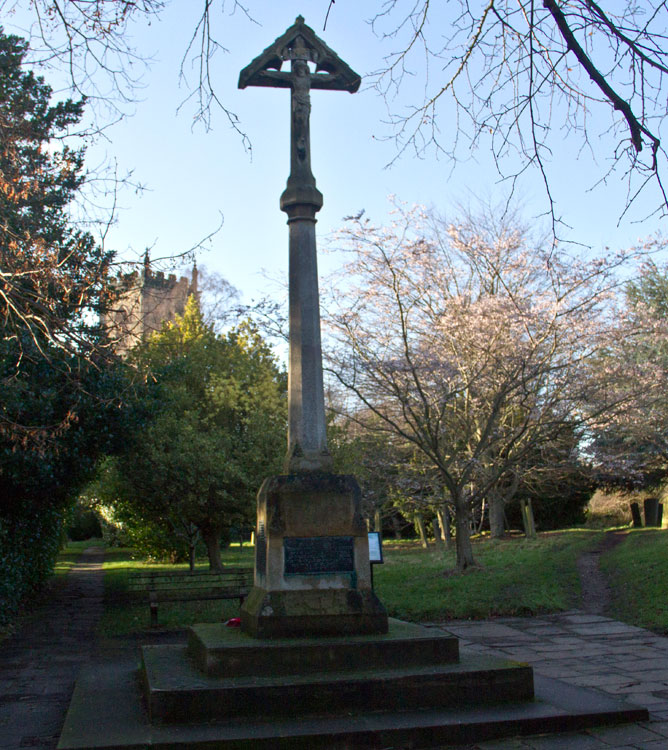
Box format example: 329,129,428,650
238,16,387,638
56,19,647,750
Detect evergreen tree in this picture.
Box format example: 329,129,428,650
0,28,114,444
100,296,286,570
0,29,120,625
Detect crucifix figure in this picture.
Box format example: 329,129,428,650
240,15,360,474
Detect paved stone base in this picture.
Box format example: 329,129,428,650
188,618,459,677
142,645,534,723
433,611,668,748
57,658,648,749
436,611,668,721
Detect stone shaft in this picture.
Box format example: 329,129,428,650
284,214,330,471
281,58,331,473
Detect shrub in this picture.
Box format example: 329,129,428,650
0,505,64,626
586,487,668,528
586,489,634,527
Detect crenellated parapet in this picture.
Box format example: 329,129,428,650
102,253,199,356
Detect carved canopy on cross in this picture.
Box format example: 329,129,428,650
238,15,361,93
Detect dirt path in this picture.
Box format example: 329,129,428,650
0,546,105,750
576,530,627,615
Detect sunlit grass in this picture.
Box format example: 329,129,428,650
53,538,105,577
48,529,668,637
98,532,606,636
601,528,668,634
375,530,603,622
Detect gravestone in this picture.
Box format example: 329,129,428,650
238,16,387,638
644,496,660,527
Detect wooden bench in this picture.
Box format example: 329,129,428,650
128,568,253,627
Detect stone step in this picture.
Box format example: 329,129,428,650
142,644,534,724
58,658,649,750
188,618,459,677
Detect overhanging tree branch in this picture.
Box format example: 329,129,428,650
544,0,659,165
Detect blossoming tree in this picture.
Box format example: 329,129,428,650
325,201,652,569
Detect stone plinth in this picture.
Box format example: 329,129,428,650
240,473,388,638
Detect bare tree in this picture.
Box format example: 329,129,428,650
2,1,162,111
196,265,241,332
368,1,668,227
2,0,253,138
7,2,668,223
587,259,668,484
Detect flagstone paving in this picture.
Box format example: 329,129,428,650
2,549,668,749
429,612,668,749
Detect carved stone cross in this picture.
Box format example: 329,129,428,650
240,16,360,473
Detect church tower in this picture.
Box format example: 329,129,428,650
104,251,199,356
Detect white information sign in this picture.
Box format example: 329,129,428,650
367,531,383,564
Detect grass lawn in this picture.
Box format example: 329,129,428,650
601,528,668,634
375,530,602,622
98,532,602,636
48,529,668,637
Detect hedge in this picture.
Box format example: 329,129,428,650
0,504,64,626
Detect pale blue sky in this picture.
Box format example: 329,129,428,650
7,2,668,302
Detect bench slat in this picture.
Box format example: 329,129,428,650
154,589,249,602
130,573,252,586
134,583,249,593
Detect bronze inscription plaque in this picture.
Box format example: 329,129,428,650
283,536,354,576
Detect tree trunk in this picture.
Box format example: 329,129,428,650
453,492,476,570
489,490,506,539
374,509,382,533
414,513,429,549
391,514,402,539
202,527,224,572
526,498,536,538
520,498,537,539
432,515,444,549
437,504,451,549
477,496,487,534
188,543,196,572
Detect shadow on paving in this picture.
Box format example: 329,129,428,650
431,611,668,749
0,547,107,750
